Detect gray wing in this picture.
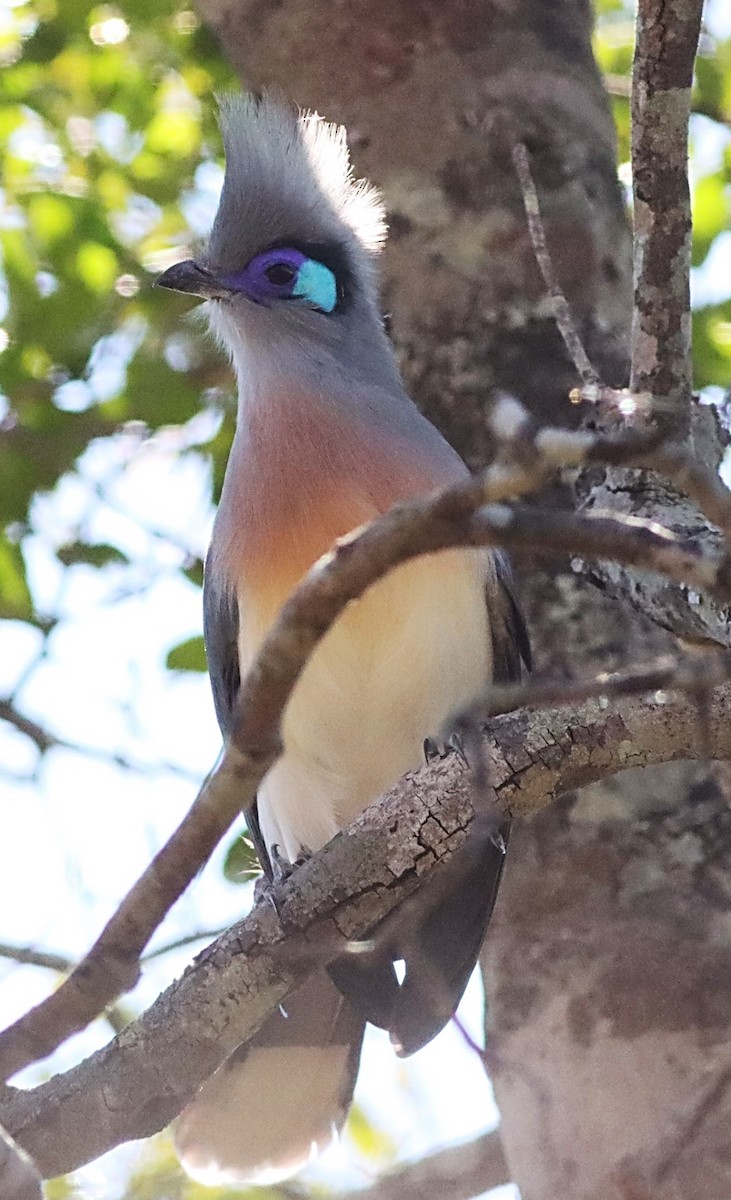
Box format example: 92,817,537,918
203,555,271,875
203,554,241,740
490,550,532,683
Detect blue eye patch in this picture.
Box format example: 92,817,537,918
292,258,338,313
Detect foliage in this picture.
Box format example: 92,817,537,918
0,0,237,636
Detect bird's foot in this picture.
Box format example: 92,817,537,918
269,842,294,882
253,873,275,906
423,731,469,768
254,843,312,915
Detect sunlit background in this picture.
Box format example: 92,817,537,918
1,0,730,1196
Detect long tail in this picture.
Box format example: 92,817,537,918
175,971,364,1185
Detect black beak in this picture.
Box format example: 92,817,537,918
155,259,231,300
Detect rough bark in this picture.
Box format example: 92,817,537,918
630,0,703,439
8,422,720,1088
134,0,731,1195
483,569,731,1200
485,766,731,1200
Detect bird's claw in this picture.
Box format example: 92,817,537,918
423,731,469,768
270,842,294,882
490,829,508,855
255,843,313,917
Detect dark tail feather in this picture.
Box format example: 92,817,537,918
390,816,510,1055
491,551,532,682
330,814,510,1058
328,955,399,1030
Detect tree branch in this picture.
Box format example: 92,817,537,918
0,947,72,976
460,649,731,726
511,143,603,395
0,702,58,757
0,1126,42,1200
630,0,703,439
0,697,200,781
3,671,731,1178
343,1129,508,1200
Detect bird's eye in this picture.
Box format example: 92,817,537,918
265,262,297,286
232,247,338,312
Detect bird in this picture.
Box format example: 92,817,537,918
157,93,530,1186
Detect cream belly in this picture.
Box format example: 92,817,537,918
249,547,492,863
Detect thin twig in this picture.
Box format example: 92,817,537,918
511,143,602,391
646,445,731,541
349,1128,508,1200
0,698,200,781
0,946,72,975
0,932,230,971
456,651,731,731
142,928,230,961
0,703,58,756
630,0,703,439
0,946,131,1038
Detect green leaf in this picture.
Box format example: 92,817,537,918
0,533,32,621
121,1129,280,1199
146,110,201,158
56,540,129,567
694,53,726,122
693,301,731,389
76,241,119,293
27,193,75,243
182,557,204,588
125,351,204,427
0,409,114,525
223,833,261,884
44,1174,77,1200
165,634,206,671
691,174,729,266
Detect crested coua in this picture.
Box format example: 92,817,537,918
157,94,530,1185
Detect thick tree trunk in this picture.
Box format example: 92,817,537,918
484,764,731,1200
483,571,731,1200
196,0,631,458
194,1,731,1195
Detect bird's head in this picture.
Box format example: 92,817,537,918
157,94,388,379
